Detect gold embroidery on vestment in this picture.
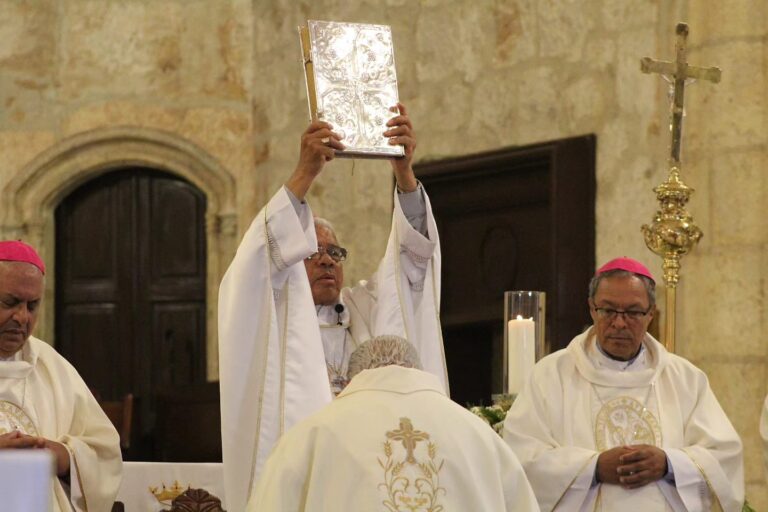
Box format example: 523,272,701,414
378,417,445,512
0,400,38,436
150,480,186,505
594,396,661,450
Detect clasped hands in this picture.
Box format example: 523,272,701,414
0,430,71,477
596,444,668,489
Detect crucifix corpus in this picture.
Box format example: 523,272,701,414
640,23,721,353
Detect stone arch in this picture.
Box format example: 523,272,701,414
0,127,239,379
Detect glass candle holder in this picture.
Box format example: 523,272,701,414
503,291,546,395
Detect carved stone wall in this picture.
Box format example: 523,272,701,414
679,1,768,504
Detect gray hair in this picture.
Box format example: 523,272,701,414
314,217,338,239
588,269,656,308
347,335,422,379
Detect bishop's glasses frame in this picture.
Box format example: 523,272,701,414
591,305,652,322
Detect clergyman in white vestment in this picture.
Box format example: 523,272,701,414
248,336,539,512
504,257,744,511
0,241,122,512
219,104,448,511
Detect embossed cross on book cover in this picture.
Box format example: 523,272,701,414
299,20,405,159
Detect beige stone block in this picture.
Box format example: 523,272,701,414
616,28,657,116
746,482,767,511
61,102,185,136
255,70,306,134
177,1,250,101
0,1,55,75
513,66,564,145
678,248,763,359
685,40,767,154
59,1,249,102
467,68,522,143
688,0,767,40
0,130,55,179
694,360,766,482
602,0,657,28
595,151,662,267
538,0,596,61
179,108,252,178
59,2,185,100
709,150,768,246
416,3,495,83
583,37,617,70
491,0,537,66
411,81,472,142
595,118,630,180
0,75,55,128
562,71,611,131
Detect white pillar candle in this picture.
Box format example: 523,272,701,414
507,315,535,395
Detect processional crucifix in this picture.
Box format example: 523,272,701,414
640,23,721,353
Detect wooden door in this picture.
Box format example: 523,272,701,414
415,136,596,406
55,168,207,459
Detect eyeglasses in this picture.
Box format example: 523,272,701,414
306,244,348,263
592,306,651,322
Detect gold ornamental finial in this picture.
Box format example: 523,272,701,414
640,23,720,352
150,481,187,504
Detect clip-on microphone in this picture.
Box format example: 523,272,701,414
334,303,344,326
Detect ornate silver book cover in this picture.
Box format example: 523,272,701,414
299,20,404,159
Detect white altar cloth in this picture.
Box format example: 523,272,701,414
116,461,226,511
0,450,54,512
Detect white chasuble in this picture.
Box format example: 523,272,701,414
248,366,538,512
0,337,122,512
218,186,447,512
503,329,744,512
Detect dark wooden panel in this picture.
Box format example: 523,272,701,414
56,168,208,461
154,382,222,462
59,305,127,398
440,204,550,325
151,303,206,387
416,136,595,404
149,179,205,279
444,322,494,407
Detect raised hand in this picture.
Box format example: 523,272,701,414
385,103,418,193
286,121,345,200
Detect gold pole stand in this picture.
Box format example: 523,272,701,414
639,23,720,353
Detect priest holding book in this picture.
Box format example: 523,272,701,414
218,104,447,511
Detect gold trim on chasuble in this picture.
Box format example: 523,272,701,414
0,400,38,436
594,396,662,450
378,417,445,512
680,447,725,512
